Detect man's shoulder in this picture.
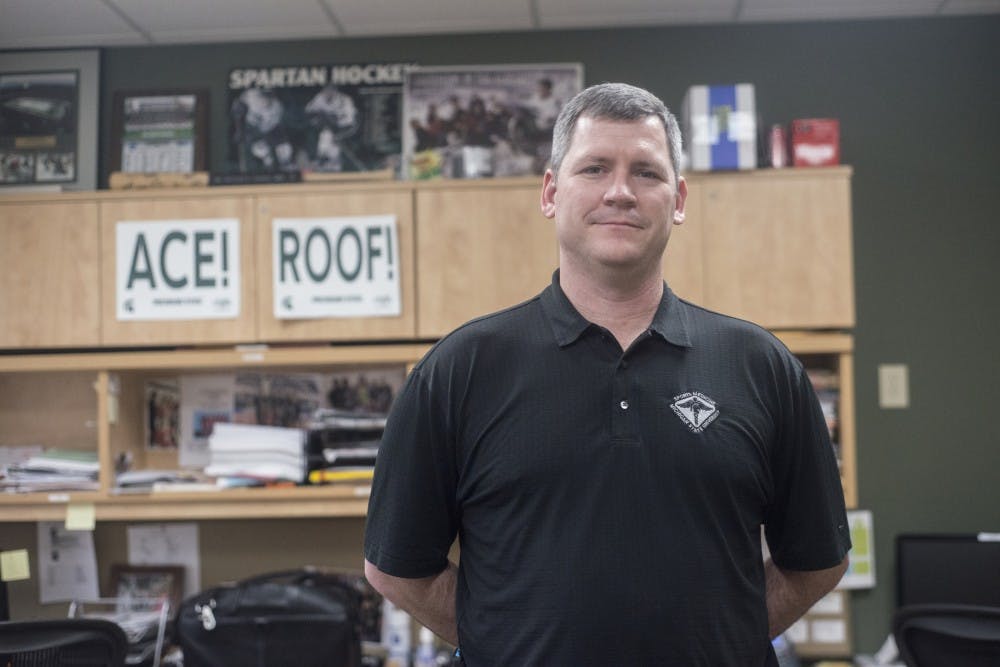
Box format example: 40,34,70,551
676,296,795,360
416,295,546,370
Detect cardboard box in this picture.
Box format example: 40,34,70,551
682,84,757,171
792,118,840,166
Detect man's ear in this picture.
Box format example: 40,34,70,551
673,176,688,225
541,169,557,219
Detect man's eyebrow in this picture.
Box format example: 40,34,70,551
574,154,611,164
632,159,666,171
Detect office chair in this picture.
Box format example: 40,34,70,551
0,617,128,667
893,603,1000,667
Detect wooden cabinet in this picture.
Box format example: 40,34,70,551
415,179,557,337
686,167,854,329
663,175,705,305
0,169,858,526
98,192,259,346
255,183,417,342
0,172,858,631
0,198,101,348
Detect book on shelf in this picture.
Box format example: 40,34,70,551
308,467,375,484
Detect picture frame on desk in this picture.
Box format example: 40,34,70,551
110,563,184,614
0,49,99,191
109,89,209,174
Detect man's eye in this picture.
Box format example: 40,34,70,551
581,165,605,174
637,170,661,179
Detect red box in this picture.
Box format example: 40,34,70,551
791,118,840,167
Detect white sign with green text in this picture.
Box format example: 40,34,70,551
116,219,241,320
272,215,400,319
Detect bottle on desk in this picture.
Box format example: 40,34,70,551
381,599,412,667
413,626,436,667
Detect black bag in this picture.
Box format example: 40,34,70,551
176,568,364,667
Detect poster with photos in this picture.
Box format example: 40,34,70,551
226,62,412,176
403,63,583,180
0,70,78,185
175,367,407,467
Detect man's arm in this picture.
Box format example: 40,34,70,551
765,555,849,639
364,558,459,646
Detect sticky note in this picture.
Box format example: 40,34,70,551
65,503,96,530
1,549,31,581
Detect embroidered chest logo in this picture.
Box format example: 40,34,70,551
670,392,720,433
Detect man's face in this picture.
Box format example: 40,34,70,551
541,115,686,276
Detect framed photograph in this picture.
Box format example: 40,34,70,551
110,89,209,174
110,563,184,613
0,50,99,190
225,62,412,177
402,63,583,180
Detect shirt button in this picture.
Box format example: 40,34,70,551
620,400,629,410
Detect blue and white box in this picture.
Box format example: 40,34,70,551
682,84,757,171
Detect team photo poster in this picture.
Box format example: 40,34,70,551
403,63,583,180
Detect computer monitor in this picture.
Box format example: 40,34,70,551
896,533,1000,607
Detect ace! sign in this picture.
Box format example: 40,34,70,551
272,215,400,319
116,219,241,321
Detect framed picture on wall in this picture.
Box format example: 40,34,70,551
110,563,184,613
402,63,584,180
225,62,413,177
110,89,209,174
0,50,99,190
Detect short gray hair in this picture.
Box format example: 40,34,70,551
549,82,682,183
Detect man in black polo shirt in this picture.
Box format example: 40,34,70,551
364,83,850,665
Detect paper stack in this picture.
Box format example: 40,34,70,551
204,423,307,484
1,446,100,492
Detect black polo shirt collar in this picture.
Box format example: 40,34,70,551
539,270,693,349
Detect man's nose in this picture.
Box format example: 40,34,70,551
603,172,637,207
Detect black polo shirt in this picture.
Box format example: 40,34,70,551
364,272,850,666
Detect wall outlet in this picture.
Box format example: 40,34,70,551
878,364,909,409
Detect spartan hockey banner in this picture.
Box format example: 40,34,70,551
226,63,412,176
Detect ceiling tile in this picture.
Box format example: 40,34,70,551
941,0,1000,15
2,0,998,50
328,0,534,36
537,0,737,28
0,0,143,49
111,0,339,44
739,0,942,22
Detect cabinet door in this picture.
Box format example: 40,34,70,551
699,169,854,329
100,195,258,346
416,182,557,338
663,177,705,306
0,200,101,347
256,187,416,341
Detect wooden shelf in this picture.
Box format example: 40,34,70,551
0,485,371,522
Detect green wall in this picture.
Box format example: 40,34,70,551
95,16,1000,653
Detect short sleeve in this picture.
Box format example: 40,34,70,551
764,360,851,570
364,366,460,578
